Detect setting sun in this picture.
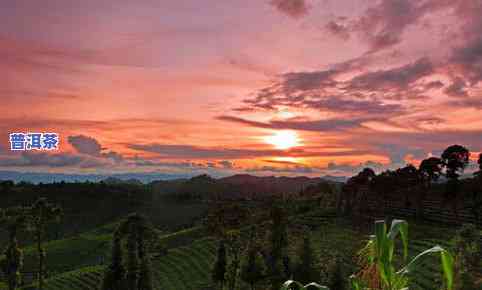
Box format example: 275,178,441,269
264,131,300,150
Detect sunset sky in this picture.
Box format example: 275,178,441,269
1,0,482,178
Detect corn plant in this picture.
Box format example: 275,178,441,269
352,219,454,290
281,219,454,290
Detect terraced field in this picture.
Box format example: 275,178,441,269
10,208,461,290
21,238,216,290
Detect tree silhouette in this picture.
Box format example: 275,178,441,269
475,153,482,178
418,157,443,219
240,228,266,290
293,232,318,284
442,145,470,180
29,198,63,290
212,240,227,289
101,233,127,290
0,207,29,290
269,204,289,290
420,157,443,187
115,213,156,290
441,145,470,221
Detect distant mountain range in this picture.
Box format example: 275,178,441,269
150,174,342,199
0,170,346,184
0,170,191,184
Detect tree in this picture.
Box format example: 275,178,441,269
212,240,227,289
29,198,62,290
327,258,347,290
225,230,242,290
419,157,443,188
138,255,153,290
269,204,289,290
0,207,29,290
293,233,318,284
474,153,482,178
417,157,443,218
441,145,470,221
240,241,266,290
101,233,126,290
442,145,470,181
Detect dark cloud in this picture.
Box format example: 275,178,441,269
326,160,385,175
378,144,427,165
67,135,123,162
0,151,108,168
342,0,428,52
347,58,433,91
444,77,468,98
128,144,282,159
234,59,433,117
269,0,310,19
68,135,102,156
450,37,482,85
128,143,368,159
325,20,350,40
447,98,482,110
218,160,235,169
217,115,364,132
302,97,404,116
246,165,315,174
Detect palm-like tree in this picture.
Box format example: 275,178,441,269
441,145,470,221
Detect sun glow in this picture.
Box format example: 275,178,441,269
264,131,300,150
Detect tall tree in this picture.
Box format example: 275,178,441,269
0,207,29,290
441,145,470,221
29,198,62,290
116,213,156,290
293,233,318,284
212,240,227,289
101,233,126,290
269,204,289,290
225,230,242,290
240,237,265,290
138,255,153,290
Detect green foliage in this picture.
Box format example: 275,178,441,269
354,220,454,290
453,224,481,290
282,219,455,290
